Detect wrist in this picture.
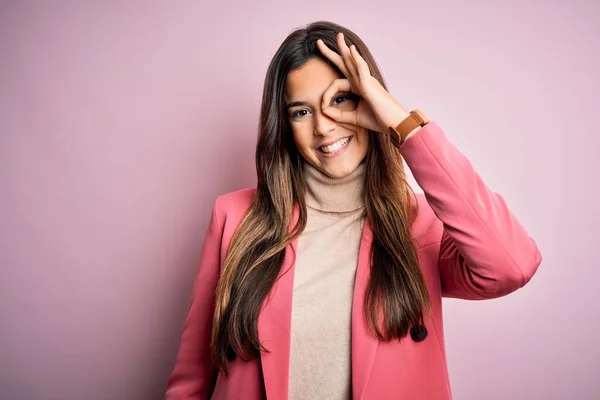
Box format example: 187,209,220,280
389,107,411,129
376,102,410,132
367,84,410,129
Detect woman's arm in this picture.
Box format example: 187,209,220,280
166,198,224,399
314,33,541,299
400,121,542,299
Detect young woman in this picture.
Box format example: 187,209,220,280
166,21,542,400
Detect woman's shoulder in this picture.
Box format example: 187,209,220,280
211,187,256,222
215,187,256,207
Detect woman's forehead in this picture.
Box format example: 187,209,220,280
285,59,341,102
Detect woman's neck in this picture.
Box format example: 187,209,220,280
303,162,365,213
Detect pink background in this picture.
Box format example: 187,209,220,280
1,1,598,399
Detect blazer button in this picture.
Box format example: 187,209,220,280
226,344,237,361
410,324,428,342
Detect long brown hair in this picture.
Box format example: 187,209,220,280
210,21,431,375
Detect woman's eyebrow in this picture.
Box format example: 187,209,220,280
286,100,308,109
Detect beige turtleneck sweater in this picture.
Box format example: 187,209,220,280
288,161,366,400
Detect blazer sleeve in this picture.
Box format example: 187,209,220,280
399,121,542,300
166,197,224,399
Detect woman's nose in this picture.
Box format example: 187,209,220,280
314,110,336,136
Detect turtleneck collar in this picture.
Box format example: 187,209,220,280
303,161,365,213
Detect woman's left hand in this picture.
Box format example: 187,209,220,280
316,33,410,134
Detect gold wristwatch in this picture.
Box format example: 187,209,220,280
388,109,429,148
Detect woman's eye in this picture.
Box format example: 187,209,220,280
333,95,349,105
291,109,309,119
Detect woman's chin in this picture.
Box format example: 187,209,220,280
320,161,360,179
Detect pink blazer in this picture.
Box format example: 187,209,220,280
166,121,542,400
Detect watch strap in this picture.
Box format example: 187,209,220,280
388,109,428,148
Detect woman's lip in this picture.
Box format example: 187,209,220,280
317,136,352,158
316,136,352,149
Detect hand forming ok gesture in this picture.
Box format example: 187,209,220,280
316,33,411,135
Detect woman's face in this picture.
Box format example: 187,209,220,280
284,57,369,179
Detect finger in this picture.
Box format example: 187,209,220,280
316,39,350,77
349,44,371,81
337,33,359,78
322,106,359,126
321,78,352,110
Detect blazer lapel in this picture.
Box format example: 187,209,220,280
351,218,379,400
258,204,299,400
257,207,378,400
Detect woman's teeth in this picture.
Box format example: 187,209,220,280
320,137,350,154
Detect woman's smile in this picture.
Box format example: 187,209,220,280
317,136,353,158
